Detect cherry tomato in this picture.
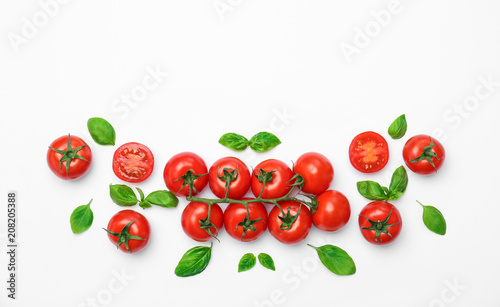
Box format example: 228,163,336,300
224,198,268,242
209,157,251,199
268,201,312,245
294,152,334,195
112,142,154,183
105,210,151,254
47,134,92,180
181,201,224,242
358,201,402,246
312,190,350,232
403,135,445,175
163,152,208,197
251,159,294,199
349,131,389,173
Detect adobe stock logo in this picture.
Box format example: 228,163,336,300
340,0,402,63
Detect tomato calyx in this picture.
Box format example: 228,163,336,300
217,167,239,198
278,204,303,231
409,137,442,171
175,169,208,196
236,212,264,241
254,168,276,184
199,204,221,242
103,220,146,253
359,207,400,242
48,134,89,178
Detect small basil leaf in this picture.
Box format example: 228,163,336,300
87,117,116,145
419,201,446,235
258,253,275,271
308,244,356,276
139,201,152,209
109,184,138,206
238,253,256,272
249,132,281,153
145,190,179,208
218,133,249,151
388,166,408,200
388,114,407,139
70,199,94,234
175,244,213,277
356,181,388,201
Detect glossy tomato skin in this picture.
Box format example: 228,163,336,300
349,131,389,173
294,152,334,195
181,202,224,242
113,142,154,183
106,210,151,254
163,152,208,197
209,157,251,199
47,135,92,180
268,201,312,245
358,201,402,246
251,159,294,199
403,135,445,175
224,198,268,242
312,190,350,232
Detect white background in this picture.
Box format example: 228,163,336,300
1,0,500,306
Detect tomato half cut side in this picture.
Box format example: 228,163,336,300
349,131,389,173
113,142,155,183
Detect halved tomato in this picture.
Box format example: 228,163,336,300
112,142,154,183
349,131,389,173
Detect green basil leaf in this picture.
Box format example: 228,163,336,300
308,244,356,276
175,244,213,277
356,181,388,201
419,201,446,235
388,114,407,139
388,166,408,200
70,199,94,234
218,133,249,151
87,117,116,145
109,184,138,206
139,201,152,209
258,253,275,271
145,190,179,208
249,132,281,153
238,253,256,272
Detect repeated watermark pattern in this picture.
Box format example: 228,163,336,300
340,0,403,63
428,278,466,307
212,0,244,21
7,0,72,53
77,268,135,307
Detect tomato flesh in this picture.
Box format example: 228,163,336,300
113,142,154,183
349,131,389,173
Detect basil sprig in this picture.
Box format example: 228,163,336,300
87,117,116,145
109,184,178,209
357,166,408,201
308,244,356,276
70,199,94,234
418,201,446,235
175,243,213,277
219,132,281,153
388,114,407,139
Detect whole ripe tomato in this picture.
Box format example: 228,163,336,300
312,190,350,232
104,210,151,254
294,152,334,195
181,202,224,242
349,131,389,173
164,152,209,197
209,157,251,199
224,198,268,242
113,142,154,183
47,134,92,180
251,159,294,199
268,201,312,245
358,201,402,245
403,135,445,175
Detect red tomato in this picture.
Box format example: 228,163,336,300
251,159,294,199
358,201,402,245
294,152,334,195
105,210,151,254
403,135,445,175
208,157,251,199
268,201,312,245
113,142,154,183
163,152,208,197
224,198,268,242
47,134,92,180
349,131,389,173
312,190,350,232
181,202,224,242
